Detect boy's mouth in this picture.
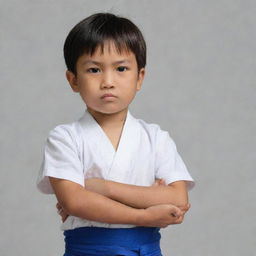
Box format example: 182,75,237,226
101,93,117,99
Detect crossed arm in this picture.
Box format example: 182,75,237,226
84,178,188,209
50,176,190,228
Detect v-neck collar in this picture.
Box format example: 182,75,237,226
78,108,140,179
79,109,132,154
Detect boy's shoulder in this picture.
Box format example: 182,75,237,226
47,119,82,144
135,117,177,152
136,117,161,131
135,116,171,140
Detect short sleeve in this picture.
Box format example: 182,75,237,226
37,125,84,194
155,129,195,190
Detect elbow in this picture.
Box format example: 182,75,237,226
60,193,84,216
59,199,77,216
176,198,189,208
64,191,92,218
166,194,189,208
49,177,86,216
168,181,189,207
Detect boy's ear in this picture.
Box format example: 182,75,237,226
136,68,145,91
66,70,80,92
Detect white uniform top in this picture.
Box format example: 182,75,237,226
37,109,195,231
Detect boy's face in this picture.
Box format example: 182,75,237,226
66,41,145,116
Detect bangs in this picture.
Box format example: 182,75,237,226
83,16,134,56
84,37,131,57
64,13,146,73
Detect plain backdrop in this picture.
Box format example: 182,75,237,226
0,0,255,255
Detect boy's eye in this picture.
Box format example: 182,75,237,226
117,66,128,72
87,68,100,73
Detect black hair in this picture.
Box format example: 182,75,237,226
63,13,146,74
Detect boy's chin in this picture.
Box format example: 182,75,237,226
86,106,129,115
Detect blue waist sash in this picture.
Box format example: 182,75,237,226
63,226,162,256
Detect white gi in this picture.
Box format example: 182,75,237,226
37,109,194,230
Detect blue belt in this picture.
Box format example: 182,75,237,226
63,226,163,256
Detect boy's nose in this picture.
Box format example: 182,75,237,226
101,71,115,89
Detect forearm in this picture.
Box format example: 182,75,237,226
57,188,184,228
49,177,144,225
59,186,186,227
86,179,188,209
66,188,145,225
51,179,186,228
109,181,188,208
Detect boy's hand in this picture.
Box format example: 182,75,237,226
141,204,183,228
179,203,191,214
177,203,191,222
152,179,191,218
56,202,69,222
150,178,190,227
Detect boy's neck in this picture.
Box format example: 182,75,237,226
87,107,128,128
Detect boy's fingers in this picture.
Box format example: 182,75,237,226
56,202,69,222
152,179,161,186
183,203,190,209
62,215,68,222
170,209,186,224
174,215,184,224
153,178,166,186
179,203,191,212
160,179,166,185
61,212,69,222
57,207,63,215
170,205,182,218
56,202,62,210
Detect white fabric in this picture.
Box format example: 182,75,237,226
37,109,195,230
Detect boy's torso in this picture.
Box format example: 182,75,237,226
76,109,157,186
37,109,195,231
60,109,159,230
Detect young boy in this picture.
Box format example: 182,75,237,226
37,13,194,256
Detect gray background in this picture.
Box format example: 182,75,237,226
0,0,255,255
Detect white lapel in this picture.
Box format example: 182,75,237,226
78,109,115,176
106,111,141,182
78,109,141,181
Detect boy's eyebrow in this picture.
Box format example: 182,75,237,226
81,59,132,66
